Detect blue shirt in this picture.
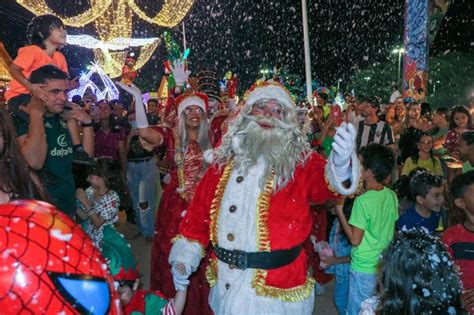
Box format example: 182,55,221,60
397,206,440,233
326,219,352,276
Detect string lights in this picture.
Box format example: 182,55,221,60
128,0,194,28
16,0,113,27
17,0,194,28
93,0,132,42
93,40,160,78
66,35,160,51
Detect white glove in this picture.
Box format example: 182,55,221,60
116,82,149,129
171,262,191,291
331,122,356,180
172,60,191,87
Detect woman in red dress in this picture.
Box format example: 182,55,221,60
118,81,213,315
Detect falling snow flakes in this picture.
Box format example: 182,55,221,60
289,7,296,13
422,288,430,297
50,229,73,242
266,25,274,32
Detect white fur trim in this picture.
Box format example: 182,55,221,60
246,85,294,109
169,237,204,272
203,149,216,164
325,150,361,196
178,96,206,117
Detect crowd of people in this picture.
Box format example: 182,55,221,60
0,13,473,315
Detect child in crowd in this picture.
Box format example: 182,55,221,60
322,198,354,314
101,223,187,315
397,170,445,233
336,144,399,315
359,229,464,314
5,14,90,163
430,107,450,157
75,158,126,247
445,106,472,155
393,167,428,213
457,131,474,173
402,132,443,176
444,171,474,314
317,112,338,158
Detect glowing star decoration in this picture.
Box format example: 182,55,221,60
68,63,120,101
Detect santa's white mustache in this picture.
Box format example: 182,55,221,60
239,114,294,131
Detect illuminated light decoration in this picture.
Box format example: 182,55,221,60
67,35,160,78
16,0,113,27
66,35,160,51
17,0,194,28
93,0,131,42
92,40,160,78
128,0,194,27
68,63,120,101
157,76,169,99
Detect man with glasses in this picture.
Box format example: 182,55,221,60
169,81,361,314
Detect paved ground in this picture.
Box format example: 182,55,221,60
129,235,338,314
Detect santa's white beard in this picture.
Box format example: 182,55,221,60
223,114,309,190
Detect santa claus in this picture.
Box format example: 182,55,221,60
169,81,360,314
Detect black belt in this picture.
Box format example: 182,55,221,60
128,157,153,163
214,245,302,270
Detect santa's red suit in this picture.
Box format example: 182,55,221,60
170,152,342,314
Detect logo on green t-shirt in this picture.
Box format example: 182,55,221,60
51,134,73,157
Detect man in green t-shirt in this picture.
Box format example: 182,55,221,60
14,65,94,217
336,144,399,315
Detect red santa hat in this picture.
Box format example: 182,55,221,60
244,80,294,109
175,91,209,117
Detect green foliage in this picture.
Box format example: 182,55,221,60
428,52,474,107
349,52,474,107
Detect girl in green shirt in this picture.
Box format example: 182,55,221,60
402,133,443,176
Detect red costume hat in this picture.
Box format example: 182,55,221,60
175,90,209,117
244,80,294,109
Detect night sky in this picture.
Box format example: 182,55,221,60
0,0,472,93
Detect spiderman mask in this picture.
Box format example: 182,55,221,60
0,200,122,314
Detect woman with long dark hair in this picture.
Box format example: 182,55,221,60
401,132,443,176
0,109,48,203
117,81,213,315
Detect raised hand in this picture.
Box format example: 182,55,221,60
172,60,191,87
332,122,356,167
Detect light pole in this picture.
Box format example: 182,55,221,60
301,0,313,103
392,47,405,88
